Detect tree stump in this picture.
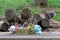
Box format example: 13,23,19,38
35,0,48,7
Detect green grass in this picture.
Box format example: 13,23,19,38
48,0,60,21
54,13,60,21
0,0,36,17
48,0,60,8
0,0,60,21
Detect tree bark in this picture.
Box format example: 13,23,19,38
35,0,48,7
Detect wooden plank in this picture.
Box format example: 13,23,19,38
0,32,60,40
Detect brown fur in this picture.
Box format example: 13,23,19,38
21,8,32,24
5,9,21,24
21,8,32,19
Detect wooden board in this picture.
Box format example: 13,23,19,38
0,32,60,40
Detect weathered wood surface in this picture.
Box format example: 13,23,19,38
47,28,60,32
0,32,60,40
49,19,60,28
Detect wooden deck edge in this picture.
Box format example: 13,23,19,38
0,32,60,40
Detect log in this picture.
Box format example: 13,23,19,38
1,22,10,32
0,17,8,23
34,14,48,29
46,28,60,32
0,17,10,32
34,14,45,22
49,19,60,29
37,19,60,31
